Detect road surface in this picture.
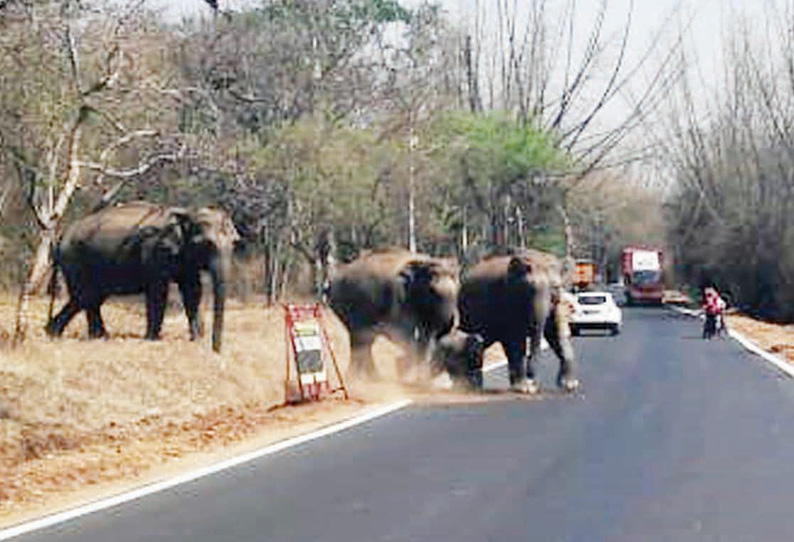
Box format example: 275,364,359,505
12,307,794,541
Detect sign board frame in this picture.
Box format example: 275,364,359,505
283,303,348,403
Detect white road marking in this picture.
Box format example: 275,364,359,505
484,359,508,372
727,328,794,378
0,400,413,542
1,341,546,539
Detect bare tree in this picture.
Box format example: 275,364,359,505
663,6,794,319
2,1,184,344
461,0,683,265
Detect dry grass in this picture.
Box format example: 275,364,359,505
0,291,420,523
726,313,794,363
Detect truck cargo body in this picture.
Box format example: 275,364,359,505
573,260,597,290
621,246,664,305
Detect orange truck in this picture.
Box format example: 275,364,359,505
573,260,597,290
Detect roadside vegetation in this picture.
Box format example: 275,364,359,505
663,7,794,320
2,0,792,523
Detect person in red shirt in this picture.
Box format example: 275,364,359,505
702,286,724,339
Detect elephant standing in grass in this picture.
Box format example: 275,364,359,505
326,248,459,379
46,201,239,352
459,249,579,394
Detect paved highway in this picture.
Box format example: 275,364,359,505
12,307,794,541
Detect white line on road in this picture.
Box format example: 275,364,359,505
0,400,412,542
1,346,533,540
484,359,507,372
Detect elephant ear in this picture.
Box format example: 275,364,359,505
400,259,432,280
157,208,199,253
507,256,532,279
467,332,485,352
163,206,188,227
136,207,190,264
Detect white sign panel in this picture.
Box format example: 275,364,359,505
293,320,327,384
631,250,660,271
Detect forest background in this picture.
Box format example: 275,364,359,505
1,0,793,324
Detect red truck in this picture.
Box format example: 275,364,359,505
621,246,664,305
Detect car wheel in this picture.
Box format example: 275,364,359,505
570,326,580,336
611,324,620,336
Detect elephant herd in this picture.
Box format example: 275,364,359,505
46,201,579,394
326,247,580,394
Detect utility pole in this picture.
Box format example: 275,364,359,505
408,117,418,253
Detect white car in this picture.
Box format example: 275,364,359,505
569,291,622,336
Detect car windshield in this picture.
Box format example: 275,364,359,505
578,295,607,305
633,270,661,285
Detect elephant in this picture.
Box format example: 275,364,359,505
458,248,579,394
46,201,240,352
326,248,459,379
431,329,485,390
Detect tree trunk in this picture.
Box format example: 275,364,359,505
408,126,417,253
517,205,526,248
13,123,83,346
558,197,575,289
461,205,468,254
316,227,336,300
464,34,481,113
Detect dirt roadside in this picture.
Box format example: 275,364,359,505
1,298,793,528
725,313,794,363
0,296,421,527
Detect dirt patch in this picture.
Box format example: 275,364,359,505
726,313,794,364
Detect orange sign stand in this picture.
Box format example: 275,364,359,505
283,303,348,403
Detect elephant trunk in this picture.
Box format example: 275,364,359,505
209,251,229,353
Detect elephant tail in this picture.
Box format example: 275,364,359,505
46,244,62,325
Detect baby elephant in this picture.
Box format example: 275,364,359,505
432,329,485,390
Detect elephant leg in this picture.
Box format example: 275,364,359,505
525,324,543,383
179,275,203,340
387,324,419,381
403,337,434,383
145,282,169,340
544,307,580,391
349,329,378,378
46,298,80,337
85,303,107,338
501,338,528,389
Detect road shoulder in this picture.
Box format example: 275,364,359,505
668,305,794,378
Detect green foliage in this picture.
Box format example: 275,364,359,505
352,0,411,23
243,117,401,252
414,111,570,251
456,112,567,176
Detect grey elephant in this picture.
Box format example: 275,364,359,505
431,329,485,389
46,201,239,352
326,248,459,379
459,248,579,393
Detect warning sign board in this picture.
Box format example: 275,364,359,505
293,319,325,381
283,303,347,403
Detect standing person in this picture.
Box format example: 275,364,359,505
716,293,728,336
702,286,723,339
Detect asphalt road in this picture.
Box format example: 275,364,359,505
13,307,794,541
